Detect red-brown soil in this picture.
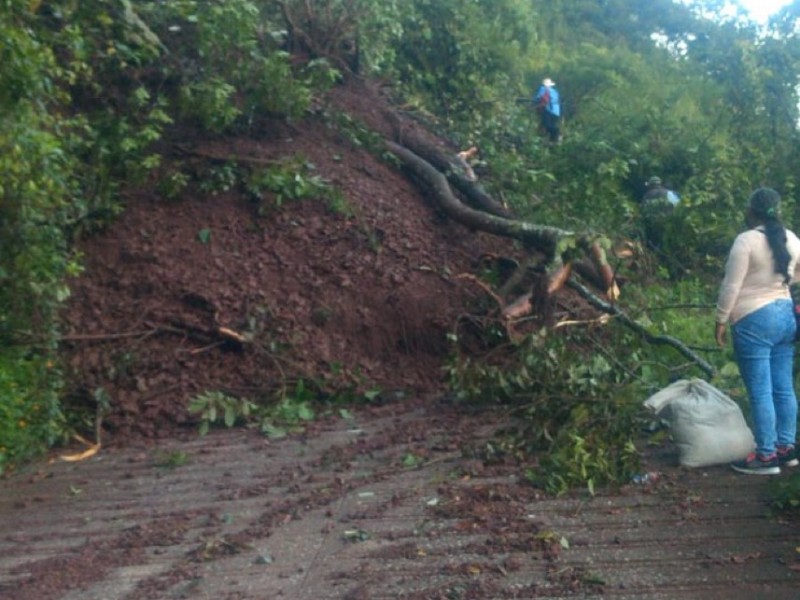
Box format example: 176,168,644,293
59,77,528,444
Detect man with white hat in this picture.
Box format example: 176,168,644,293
534,77,561,143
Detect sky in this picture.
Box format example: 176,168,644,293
729,0,793,22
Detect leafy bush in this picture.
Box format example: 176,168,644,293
447,330,643,495
188,382,315,439
147,0,339,129
0,7,78,472
444,267,756,496
245,155,346,213
0,351,65,474
188,391,257,436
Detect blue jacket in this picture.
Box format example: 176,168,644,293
534,84,561,117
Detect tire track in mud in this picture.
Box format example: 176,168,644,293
1,400,505,599
2,398,799,600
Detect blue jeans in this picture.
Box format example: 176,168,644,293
732,299,798,457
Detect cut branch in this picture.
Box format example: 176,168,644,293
546,261,573,295
61,324,249,348
589,242,619,300
501,292,533,320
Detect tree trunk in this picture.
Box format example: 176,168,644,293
391,130,513,219
386,141,566,258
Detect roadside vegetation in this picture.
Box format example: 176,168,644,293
2,0,800,501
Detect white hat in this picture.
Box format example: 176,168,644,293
543,78,555,87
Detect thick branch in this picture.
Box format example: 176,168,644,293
392,131,512,218
566,279,715,378
387,141,567,257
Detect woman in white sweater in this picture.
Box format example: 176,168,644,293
715,187,800,475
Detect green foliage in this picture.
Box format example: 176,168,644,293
259,380,317,439
199,163,239,196
153,450,189,469
445,273,737,496
401,452,424,468
0,0,173,476
767,471,800,516
187,382,316,439
186,374,382,440
246,156,347,213
179,78,240,133
197,228,212,244
327,111,386,153
447,331,643,495
188,390,257,436
382,0,534,125
188,154,348,213
0,351,65,475
157,168,191,200
593,277,731,391
0,4,75,473
146,0,339,129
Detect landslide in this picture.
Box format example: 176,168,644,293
59,77,530,444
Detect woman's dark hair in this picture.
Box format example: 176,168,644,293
749,187,791,283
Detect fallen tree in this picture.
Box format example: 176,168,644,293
385,138,715,378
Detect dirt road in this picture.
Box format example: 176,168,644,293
1,397,798,599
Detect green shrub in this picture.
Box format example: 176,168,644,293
447,330,643,495
0,351,65,475
0,104,76,476
245,156,346,213
188,391,257,436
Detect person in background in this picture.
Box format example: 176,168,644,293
642,176,679,206
534,77,561,143
715,187,800,475
639,176,679,250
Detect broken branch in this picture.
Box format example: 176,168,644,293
566,279,715,377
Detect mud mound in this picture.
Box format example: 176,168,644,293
60,79,524,444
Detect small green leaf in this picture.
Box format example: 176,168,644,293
342,529,370,542
364,389,381,401
262,422,287,439
402,453,421,468
224,404,236,427
197,228,211,244
297,404,315,421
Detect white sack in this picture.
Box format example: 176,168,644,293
644,378,755,468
